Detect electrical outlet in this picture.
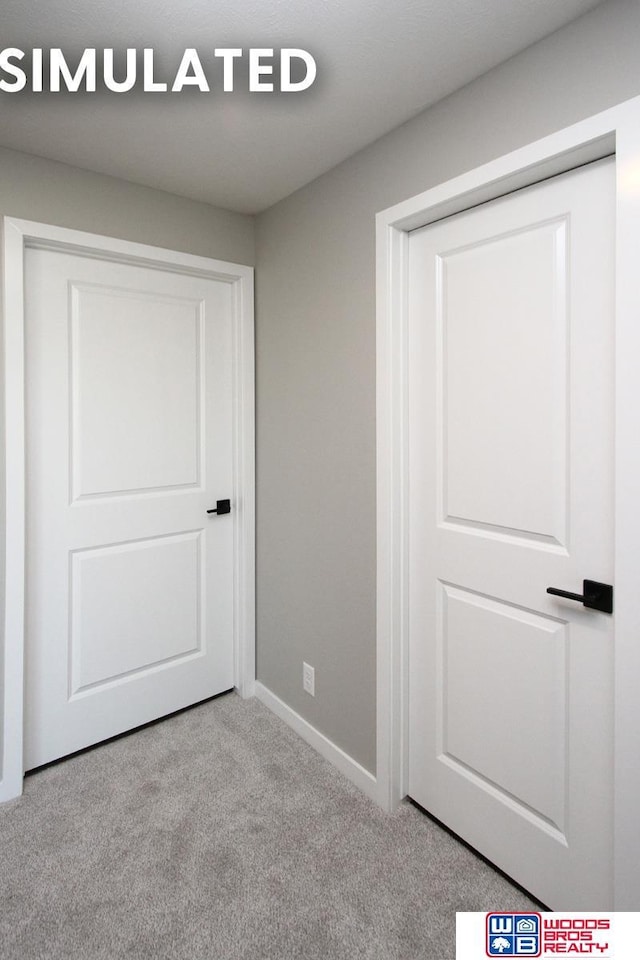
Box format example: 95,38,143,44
303,661,315,696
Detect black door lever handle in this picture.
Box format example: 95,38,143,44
207,499,231,515
546,579,613,614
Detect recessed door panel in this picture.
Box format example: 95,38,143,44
71,284,203,499
439,583,567,834
441,221,568,545
70,532,203,695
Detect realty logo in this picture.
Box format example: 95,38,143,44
486,914,542,957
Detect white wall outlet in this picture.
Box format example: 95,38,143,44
303,661,315,696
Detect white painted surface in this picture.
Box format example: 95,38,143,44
406,159,614,908
610,112,640,913
69,533,202,692
440,587,567,831
376,97,640,910
70,283,202,497
0,0,601,212
255,682,378,803
0,218,255,800
441,219,568,541
24,247,238,768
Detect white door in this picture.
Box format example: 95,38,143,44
407,158,615,909
25,247,236,769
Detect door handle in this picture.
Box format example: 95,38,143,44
546,579,613,614
207,499,231,516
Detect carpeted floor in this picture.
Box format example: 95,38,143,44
0,693,537,960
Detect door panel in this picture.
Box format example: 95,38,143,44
25,248,235,769
71,284,202,497
70,532,202,694
440,583,567,833
442,220,567,542
407,158,615,908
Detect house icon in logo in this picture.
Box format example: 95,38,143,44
516,918,536,933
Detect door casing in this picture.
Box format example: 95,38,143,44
0,219,256,803
375,95,640,909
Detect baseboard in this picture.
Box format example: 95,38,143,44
254,682,378,804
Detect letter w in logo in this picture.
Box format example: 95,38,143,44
490,917,513,935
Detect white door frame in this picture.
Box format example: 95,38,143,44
0,218,256,803
376,95,640,909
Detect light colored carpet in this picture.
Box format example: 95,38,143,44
0,693,537,959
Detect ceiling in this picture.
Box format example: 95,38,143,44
0,0,604,213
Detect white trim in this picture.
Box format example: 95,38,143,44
376,95,640,909
230,265,256,700
255,682,378,804
0,218,255,803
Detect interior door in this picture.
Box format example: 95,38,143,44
407,158,615,909
25,247,236,769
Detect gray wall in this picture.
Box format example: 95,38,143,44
254,0,640,774
0,147,255,264
0,149,254,780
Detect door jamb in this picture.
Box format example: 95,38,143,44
0,219,256,803
375,95,640,909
